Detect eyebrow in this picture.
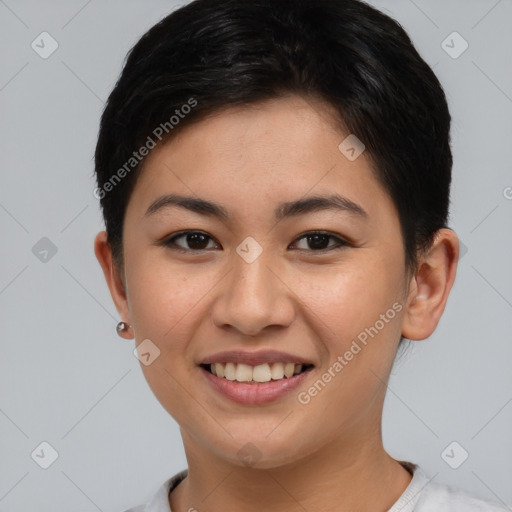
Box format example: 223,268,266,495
144,193,368,221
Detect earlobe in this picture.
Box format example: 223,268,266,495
94,231,132,336
401,229,459,341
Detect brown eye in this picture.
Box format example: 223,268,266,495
163,231,219,252
292,231,349,252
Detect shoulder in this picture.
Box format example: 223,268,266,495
390,462,508,512
409,466,509,512
416,479,509,511
120,469,188,512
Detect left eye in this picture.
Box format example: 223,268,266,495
161,230,348,253
290,231,348,252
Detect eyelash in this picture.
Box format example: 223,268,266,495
160,230,351,254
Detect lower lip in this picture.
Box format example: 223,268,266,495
200,366,313,405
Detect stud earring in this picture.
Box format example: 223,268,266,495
116,321,131,338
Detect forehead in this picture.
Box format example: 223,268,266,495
126,95,397,225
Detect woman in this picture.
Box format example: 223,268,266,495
93,0,508,510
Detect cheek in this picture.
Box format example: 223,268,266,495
125,249,217,342
124,258,212,426
123,253,216,406
291,258,404,409
294,257,404,344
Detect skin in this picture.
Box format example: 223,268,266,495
95,95,459,512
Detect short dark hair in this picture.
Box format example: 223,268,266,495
94,0,452,275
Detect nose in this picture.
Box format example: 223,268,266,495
211,250,295,337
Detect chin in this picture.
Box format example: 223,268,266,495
207,432,316,470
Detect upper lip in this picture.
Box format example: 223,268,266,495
199,350,314,367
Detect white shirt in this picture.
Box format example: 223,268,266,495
123,461,509,511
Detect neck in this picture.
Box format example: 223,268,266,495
169,423,412,512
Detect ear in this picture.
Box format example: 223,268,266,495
94,231,133,339
402,229,459,341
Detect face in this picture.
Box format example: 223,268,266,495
111,95,411,468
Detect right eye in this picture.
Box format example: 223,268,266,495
162,231,221,253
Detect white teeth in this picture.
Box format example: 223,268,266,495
271,362,284,380
214,363,225,378
252,364,272,382
206,362,307,382
235,363,253,382
224,362,236,381
284,362,295,378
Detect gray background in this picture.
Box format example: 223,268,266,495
1,0,511,510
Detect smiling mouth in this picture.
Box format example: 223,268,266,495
200,362,314,383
